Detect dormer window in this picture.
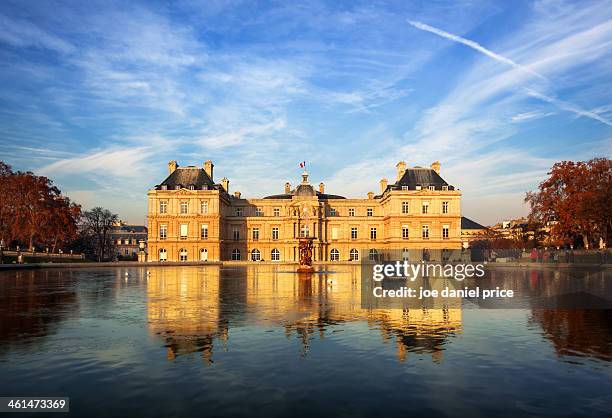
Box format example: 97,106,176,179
161,185,167,190
189,185,195,190
235,207,243,217
442,185,448,191
175,185,181,190
401,186,409,191
416,185,422,190
428,185,435,191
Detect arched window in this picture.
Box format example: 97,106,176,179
330,248,340,261
271,248,280,261
349,248,359,261
179,248,188,262
159,248,167,262
369,249,378,261
251,249,261,261
200,248,208,261
231,249,241,261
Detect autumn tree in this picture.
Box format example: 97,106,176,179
80,207,118,261
0,161,81,252
525,158,612,249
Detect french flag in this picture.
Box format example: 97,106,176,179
299,161,306,168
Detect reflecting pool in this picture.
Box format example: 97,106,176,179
0,266,611,417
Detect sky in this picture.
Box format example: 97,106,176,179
0,0,610,226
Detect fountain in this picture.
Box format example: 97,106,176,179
297,237,315,273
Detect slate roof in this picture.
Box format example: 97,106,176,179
264,183,345,200
155,166,220,191
461,216,486,230
394,167,454,191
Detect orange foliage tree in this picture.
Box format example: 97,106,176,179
0,161,81,252
525,158,611,249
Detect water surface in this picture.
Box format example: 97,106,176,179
0,266,610,417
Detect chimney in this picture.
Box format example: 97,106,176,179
367,191,374,200
396,161,406,181
168,160,178,175
379,178,388,194
204,160,214,180
234,191,241,199
431,161,441,175
284,182,291,194
221,177,229,193
319,182,325,194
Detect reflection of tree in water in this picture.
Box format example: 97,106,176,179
0,270,78,355
530,309,612,362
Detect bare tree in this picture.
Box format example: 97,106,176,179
81,207,118,261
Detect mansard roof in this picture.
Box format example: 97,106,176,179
263,171,346,200
155,166,219,191
461,216,486,230
263,189,346,200
394,167,454,191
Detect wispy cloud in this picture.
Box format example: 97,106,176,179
526,89,612,127
407,20,546,80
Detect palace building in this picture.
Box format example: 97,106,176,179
146,160,462,262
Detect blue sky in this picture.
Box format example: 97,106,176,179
0,0,610,225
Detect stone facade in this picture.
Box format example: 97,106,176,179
147,160,462,262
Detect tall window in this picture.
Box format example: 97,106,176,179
348,208,355,217
252,228,259,241
235,207,243,217
233,227,240,241
369,249,378,261
370,227,377,240
200,201,208,214
351,227,358,240
422,202,429,214
331,227,339,240
422,225,429,239
160,201,167,214
179,248,188,262
442,201,449,214
180,224,188,239
271,248,280,261
180,201,188,214
159,248,167,261
160,224,167,240
272,227,279,240
256,207,263,217
330,248,339,261
201,224,208,239
402,248,409,261
402,226,409,240
402,201,409,214
231,249,241,260
349,248,359,261
274,207,280,217
300,225,309,237
367,208,373,217
442,225,449,239
251,249,261,261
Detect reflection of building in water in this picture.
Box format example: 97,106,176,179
146,266,461,363
531,309,612,362
146,266,228,363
